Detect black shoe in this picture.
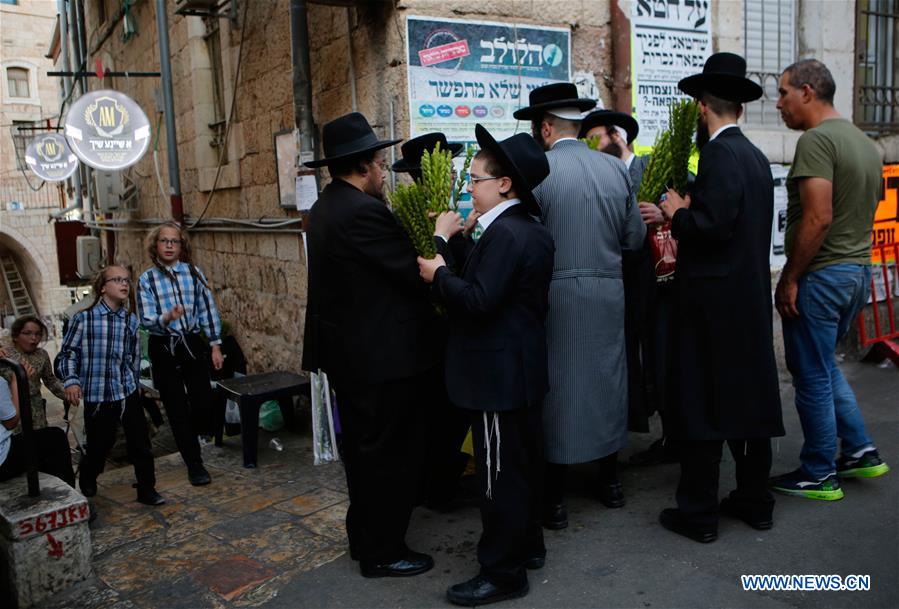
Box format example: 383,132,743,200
598,482,626,508
447,574,529,607
630,438,678,466
524,553,546,570
542,502,568,530
187,463,211,486
80,477,97,498
360,550,434,578
136,488,166,506
659,508,717,543
719,496,772,530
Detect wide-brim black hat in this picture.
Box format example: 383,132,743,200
305,112,400,168
512,82,596,121
578,109,640,144
678,52,763,103
392,132,464,173
474,124,549,215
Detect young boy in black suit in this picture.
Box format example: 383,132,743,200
418,124,554,606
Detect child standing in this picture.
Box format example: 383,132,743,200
418,125,554,606
138,222,223,485
57,265,163,505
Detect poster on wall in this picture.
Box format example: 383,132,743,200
64,89,151,171
25,133,79,182
406,15,571,144
631,0,713,153
770,164,789,269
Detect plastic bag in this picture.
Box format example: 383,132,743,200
225,399,241,425
650,221,678,282
311,369,340,465
258,400,284,432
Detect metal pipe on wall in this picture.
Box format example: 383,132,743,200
155,0,183,223
69,0,96,227
609,0,633,114
290,0,317,166
57,0,84,216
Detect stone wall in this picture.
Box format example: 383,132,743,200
81,0,304,372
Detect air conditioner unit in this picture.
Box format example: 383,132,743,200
94,171,124,212
76,236,102,279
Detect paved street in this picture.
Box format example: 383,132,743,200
36,360,898,609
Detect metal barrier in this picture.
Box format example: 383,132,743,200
0,358,39,497
857,243,899,363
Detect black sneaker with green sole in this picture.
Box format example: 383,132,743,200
769,469,844,501
836,449,890,478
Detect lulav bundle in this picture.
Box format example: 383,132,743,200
388,141,461,260
420,141,454,215
637,99,699,203
390,182,437,259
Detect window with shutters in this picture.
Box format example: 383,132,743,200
744,0,797,126
855,0,899,132
6,67,30,98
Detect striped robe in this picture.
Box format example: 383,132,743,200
533,139,646,464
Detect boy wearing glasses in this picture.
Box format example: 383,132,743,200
58,265,163,506
419,125,554,606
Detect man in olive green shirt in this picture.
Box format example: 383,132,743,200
770,59,889,501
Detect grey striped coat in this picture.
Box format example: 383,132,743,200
533,139,646,464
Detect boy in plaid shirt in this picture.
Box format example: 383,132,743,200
58,265,163,506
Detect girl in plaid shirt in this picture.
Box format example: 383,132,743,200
58,265,163,506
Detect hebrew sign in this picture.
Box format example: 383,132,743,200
64,89,151,170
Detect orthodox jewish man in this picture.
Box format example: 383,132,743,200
658,53,784,542
393,132,472,511
517,83,646,529
302,112,440,577
580,110,678,465
418,125,554,606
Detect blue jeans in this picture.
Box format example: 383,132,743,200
782,264,874,480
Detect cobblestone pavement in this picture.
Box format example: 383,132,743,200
32,360,898,609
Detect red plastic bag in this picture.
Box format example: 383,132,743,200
650,221,677,281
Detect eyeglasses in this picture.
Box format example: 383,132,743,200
158,238,182,246
105,276,132,285
18,331,42,338
468,174,500,184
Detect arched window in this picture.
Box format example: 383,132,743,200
6,67,29,98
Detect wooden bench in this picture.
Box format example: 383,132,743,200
214,371,310,468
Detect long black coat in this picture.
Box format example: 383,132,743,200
301,179,440,383
667,127,784,441
433,205,555,412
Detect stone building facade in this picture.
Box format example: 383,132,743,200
50,0,896,372
0,0,71,329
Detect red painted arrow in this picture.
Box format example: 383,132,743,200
47,533,64,558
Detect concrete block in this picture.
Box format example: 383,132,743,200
0,474,92,609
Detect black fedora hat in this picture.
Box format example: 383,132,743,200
304,112,400,168
678,52,763,103
578,109,640,144
512,82,596,121
474,124,549,215
392,132,464,173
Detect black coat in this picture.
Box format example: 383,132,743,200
668,127,784,441
433,205,554,412
301,179,440,383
